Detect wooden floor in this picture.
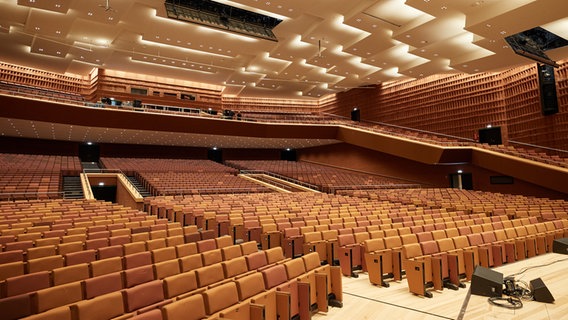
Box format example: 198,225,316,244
314,253,568,320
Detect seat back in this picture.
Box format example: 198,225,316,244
240,241,258,255
52,263,90,286
123,265,155,288
284,257,306,280
178,254,203,273
124,251,152,270
195,263,225,288
215,235,233,249
402,243,423,259
151,247,177,263
363,238,385,252
175,243,198,258
82,271,123,299
196,239,216,253
400,234,418,245
162,293,206,320
122,280,165,313
90,256,123,277
222,256,249,278
221,245,242,261
202,281,239,315
153,259,181,280
235,272,265,300
27,255,64,273
245,251,268,270
436,238,455,252
337,234,355,247
420,241,440,255
383,236,402,249
4,271,51,297
65,249,97,266
32,281,83,314
70,291,124,320
452,236,470,250
261,264,288,289
265,246,285,264
201,249,223,266
302,252,321,271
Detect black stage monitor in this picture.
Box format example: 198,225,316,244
471,266,503,297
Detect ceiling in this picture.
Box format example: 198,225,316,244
0,0,567,100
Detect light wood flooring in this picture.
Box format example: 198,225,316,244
314,253,568,320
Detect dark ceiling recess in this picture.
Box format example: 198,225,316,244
164,0,282,41
505,27,568,68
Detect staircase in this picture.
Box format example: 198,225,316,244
82,161,101,171
62,176,84,199
127,176,152,197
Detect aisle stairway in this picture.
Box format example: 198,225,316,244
62,176,84,199
127,176,152,197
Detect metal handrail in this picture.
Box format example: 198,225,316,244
509,140,568,157
239,170,321,191
157,187,274,196
82,168,140,196
327,184,423,194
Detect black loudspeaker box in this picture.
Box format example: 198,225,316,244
471,266,503,297
351,108,360,122
552,238,568,254
530,278,555,303
538,64,559,116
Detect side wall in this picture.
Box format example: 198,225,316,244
320,62,568,151
299,143,568,199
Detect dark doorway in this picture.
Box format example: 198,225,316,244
280,149,297,161
207,148,223,163
449,173,473,190
91,185,117,202
79,143,100,162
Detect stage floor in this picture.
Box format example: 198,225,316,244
314,253,568,320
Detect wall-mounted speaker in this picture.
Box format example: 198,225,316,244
471,266,503,297
538,64,559,116
351,108,360,122
530,278,554,303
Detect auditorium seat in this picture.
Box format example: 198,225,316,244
52,263,90,286
401,242,440,298
195,263,225,288
363,238,395,287
82,271,123,299
90,256,123,277
122,280,170,316
30,281,82,315
124,265,155,288
3,271,51,298
153,259,181,280
161,292,206,320
70,291,125,320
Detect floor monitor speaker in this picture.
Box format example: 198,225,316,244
552,238,568,254
471,266,503,297
530,278,554,303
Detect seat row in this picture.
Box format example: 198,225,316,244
360,219,568,297
1,248,342,320
0,219,178,257
0,224,223,281
0,236,258,299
